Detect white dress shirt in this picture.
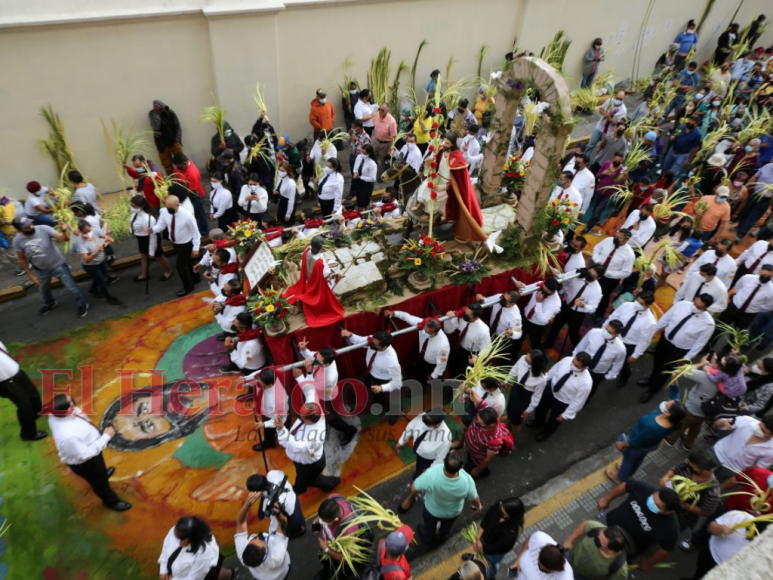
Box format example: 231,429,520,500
260,470,297,533
621,211,656,249
199,247,236,270
522,291,562,326
563,250,587,274
572,167,596,214
541,356,592,420
460,134,481,164
560,277,602,313
251,379,289,429
469,384,506,418
398,413,452,463
318,171,345,212
399,143,424,173
158,526,220,580
213,295,246,334
48,407,112,465
235,531,290,580
731,275,773,313
130,210,159,255
298,348,339,402
443,317,491,353
349,333,402,391
713,415,773,471
485,294,523,340
674,275,728,313
592,237,635,279
593,99,627,131
393,311,450,378
209,183,233,218
605,302,657,359
0,340,20,381
736,240,773,275
655,300,715,359
231,335,267,371
310,142,338,170
507,355,548,414
276,177,297,220
152,208,201,251
238,184,269,215
209,270,237,298
574,328,626,379
353,155,378,184
548,184,583,209
373,200,401,219
687,250,737,288
277,418,326,464
354,100,375,127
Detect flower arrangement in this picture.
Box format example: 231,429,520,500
447,249,491,286
542,196,579,239
226,219,261,256
351,216,384,241
398,233,445,279
501,154,529,195
247,287,291,329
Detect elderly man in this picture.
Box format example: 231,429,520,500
372,103,397,182
149,195,201,296
585,91,627,153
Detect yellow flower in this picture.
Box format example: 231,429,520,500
265,304,275,313
367,219,374,225
357,222,363,228
244,230,253,237
401,245,407,250
257,300,264,308
563,219,570,224
414,258,422,266
503,164,510,171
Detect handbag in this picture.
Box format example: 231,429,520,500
701,392,739,418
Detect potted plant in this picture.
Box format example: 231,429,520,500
226,218,262,258
446,248,491,287
541,196,579,246
398,232,445,290
247,287,291,337
501,154,529,199
351,216,385,241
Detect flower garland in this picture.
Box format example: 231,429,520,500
447,250,491,286
398,232,445,277
247,287,291,328
501,154,529,195
543,197,579,239
351,216,384,241
226,218,261,256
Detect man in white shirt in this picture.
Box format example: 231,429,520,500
592,229,636,317
575,320,627,401
710,265,773,349
396,409,452,483
203,248,238,298
585,91,627,153
248,368,289,452
548,171,583,211
544,265,604,351
24,181,57,226
571,154,596,215
687,239,736,288
385,310,449,383
475,290,523,362
223,312,267,375
235,491,291,580
48,394,131,510
150,195,201,296
276,402,340,494
342,329,403,425
605,291,657,386
514,277,562,354
293,340,358,444
212,279,246,338
460,124,482,167
621,204,656,250
529,352,593,441
444,302,491,382
734,239,773,283
0,340,46,441
712,415,773,480
398,133,424,173
246,470,305,537
639,295,716,402
563,235,589,273
674,263,728,313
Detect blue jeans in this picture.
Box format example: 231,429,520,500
736,197,771,239
660,93,686,121
617,445,654,482
585,127,604,154
31,214,57,227
481,549,506,578
83,261,116,300
420,506,457,546
662,148,691,176
581,71,596,89
749,311,773,349
34,263,87,309
189,195,209,236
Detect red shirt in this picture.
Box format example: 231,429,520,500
377,524,413,580
174,161,205,198
464,412,506,465
724,467,773,514
126,167,161,207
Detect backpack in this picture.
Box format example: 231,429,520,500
494,421,515,457
361,539,408,580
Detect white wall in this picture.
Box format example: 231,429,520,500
0,0,771,199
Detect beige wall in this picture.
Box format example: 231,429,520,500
1,0,771,199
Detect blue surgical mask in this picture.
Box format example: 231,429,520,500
768,474,773,489
745,146,754,153
646,495,661,514
421,330,430,339
717,196,728,203
612,98,623,106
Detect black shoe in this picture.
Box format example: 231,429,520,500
220,364,241,374
40,300,59,316
252,442,276,452
132,276,149,282
535,431,552,442
107,297,124,306
524,419,544,429
616,376,629,388
108,276,120,286
77,304,89,318
106,501,132,512
636,379,651,387
639,391,656,403
22,431,48,441
89,288,104,299
177,289,192,297
106,467,115,478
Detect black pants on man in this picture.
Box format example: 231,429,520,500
323,400,357,439
618,343,637,385
709,302,755,349
0,369,43,440
645,338,688,395
544,304,585,351
730,264,748,290
447,347,471,381
513,319,549,353
532,386,569,439
174,241,199,292
596,276,620,317
68,453,121,507
365,374,401,424
292,455,340,495
587,371,607,401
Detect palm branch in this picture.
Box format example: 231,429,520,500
476,44,489,81
452,334,513,398
254,82,269,118
368,48,391,105
199,98,226,144
410,40,428,94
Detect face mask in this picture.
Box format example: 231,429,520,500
319,98,327,104
221,289,229,297
324,166,334,175
224,130,233,138
712,100,721,107
686,125,695,131
690,304,701,314
659,401,669,414
640,213,649,221
687,28,695,33
457,108,465,114
572,365,583,374
717,197,727,203
212,181,222,189
602,330,613,340
635,302,648,311
733,180,743,187
646,495,661,514
369,343,379,351
249,184,258,191
612,160,622,167
716,249,726,257
167,208,177,215
612,238,622,247
593,536,603,549
649,80,655,86
745,146,754,153
760,275,772,284
462,313,473,322
753,423,765,437
421,330,431,339
695,93,705,100
278,171,287,179
584,273,596,282
542,290,551,298
565,245,577,254
130,206,141,214
612,98,623,106
22,229,35,236
349,89,357,95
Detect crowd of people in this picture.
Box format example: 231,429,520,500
2,15,773,580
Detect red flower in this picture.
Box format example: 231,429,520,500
431,250,437,257
434,107,442,114
432,260,437,266
565,208,571,212
430,191,438,200
428,145,435,152
433,241,440,250
551,219,560,226
429,131,436,139
419,232,426,239
423,238,432,246
430,161,438,168
428,182,435,189
431,172,438,179
432,122,439,129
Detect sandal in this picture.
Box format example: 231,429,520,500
133,275,148,282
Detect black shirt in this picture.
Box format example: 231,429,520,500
606,480,679,554
480,504,520,555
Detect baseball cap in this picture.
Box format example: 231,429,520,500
644,131,657,141
385,529,409,557
316,88,327,98
26,181,42,193
13,216,34,231
217,150,234,162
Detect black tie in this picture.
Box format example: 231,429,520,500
518,369,530,386
481,392,489,401
692,281,705,301
590,340,609,371
668,313,694,341
552,371,573,393
621,312,638,337
413,428,430,454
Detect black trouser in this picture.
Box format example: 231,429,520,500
730,264,748,289
596,276,620,317
413,454,434,480
0,369,43,439
217,209,237,232
587,371,607,401
513,319,548,353
83,262,117,300
532,386,569,438
618,343,636,384
246,210,265,225
319,198,335,218
174,241,197,292
277,197,294,225
68,453,121,506
365,374,401,418
412,358,437,384
709,301,755,349
293,456,339,494
646,338,688,395
544,304,585,350
447,347,471,381
323,400,356,438
507,383,533,426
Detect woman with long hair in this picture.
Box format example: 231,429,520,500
465,498,525,576
505,350,547,444
158,516,232,580
317,157,345,216
129,195,173,282
274,162,297,226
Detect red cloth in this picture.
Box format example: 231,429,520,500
265,227,285,242
724,467,773,514
237,328,263,342
377,524,414,580
284,248,344,328
225,294,248,306
126,167,161,207
219,262,239,274
305,219,324,229
173,161,205,198
215,239,236,249
443,149,484,227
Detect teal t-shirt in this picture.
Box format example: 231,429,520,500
414,463,477,519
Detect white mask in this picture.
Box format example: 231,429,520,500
249,184,258,191
659,401,669,414
324,166,334,175
84,232,93,240
212,181,223,189
278,171,287,179
635,302,647,311
690,304,701,314
572,365,583,374
130,206,141,214
319,98,327,105
602,330,613,340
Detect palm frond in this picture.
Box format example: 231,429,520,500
368,48,392,105
199,98,226,144
254,82,269,118
39,105,81,176
715,319,756,353
389,60,409,115
410,40,428,94
571,87,598,114
102,193,134,241
462,522,489,568
539,30,572,72
624,140,653,172
476,44,489,81
452,334,513,396
445,56,457,87
662,359,696,389
348,487,403,531
320,527,373,579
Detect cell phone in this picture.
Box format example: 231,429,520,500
507,567,519,578
311,522,321,533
